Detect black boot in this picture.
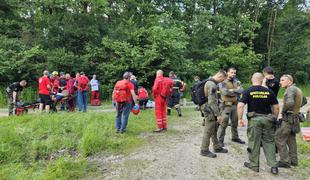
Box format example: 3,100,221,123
167,109,171,116
271,167,279,175
200,150,217,158
232,138,245,144
214,147,228,153
277,161,291,168
244,162,259,172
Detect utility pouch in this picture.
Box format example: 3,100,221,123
290,114,301,134
247,112,256,119
298,113,305,122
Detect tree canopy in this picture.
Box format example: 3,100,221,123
0,0,309,93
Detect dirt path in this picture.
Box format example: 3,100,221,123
89,108,308,180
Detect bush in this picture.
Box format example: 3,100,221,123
295,71,309,84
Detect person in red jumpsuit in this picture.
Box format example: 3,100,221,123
152,70,168,133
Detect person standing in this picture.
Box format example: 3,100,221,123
90,74,99,100
200,70,228,158
152,70,174,132
218,67,245,147
6,80,27,115
66,73,75,112
38,70,52,113
167,71,183,117
262,66,280,97
113,72,138,133
275,75,307,168
73,72,80,110
77,72,89,112
237,72,279,174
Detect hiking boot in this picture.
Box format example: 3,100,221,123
202,119,206,126
232,138,245,144
214,147,228,153
271,167,279,175
277,161,291,168
200,150,217,158
116,129,120,133
153,128,163,133
167,109,171,116
290,162,298,167
244,162,259,172
162,128,167,131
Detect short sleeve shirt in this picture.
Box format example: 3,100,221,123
90,79,99,91
127,81,134,102
239,85,278,114
39,76,51,95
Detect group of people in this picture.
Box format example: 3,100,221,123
112,70,186,133
195,66,308,175
6,70,102,115
5,66,310,176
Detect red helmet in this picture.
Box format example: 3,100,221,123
131,105,140,115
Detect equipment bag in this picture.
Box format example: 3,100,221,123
190,79,212,106
160,77,174,98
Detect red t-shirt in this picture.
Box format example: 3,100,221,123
127,81,134,102
38,76,51,95
77,76,90,91
138,88,148,99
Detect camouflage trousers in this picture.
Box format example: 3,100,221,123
201,104,221,151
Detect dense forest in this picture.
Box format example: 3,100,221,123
0,0,309,93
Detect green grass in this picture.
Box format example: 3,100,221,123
0,108,190,179
0,110,158,179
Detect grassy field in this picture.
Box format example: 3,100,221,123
0,109,170,179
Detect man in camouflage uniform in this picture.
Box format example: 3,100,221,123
200,70,228,158
275,75,307,168
238,73,279,174
218,67,245,147
167,71,183,117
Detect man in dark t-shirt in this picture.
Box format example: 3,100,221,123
237,72,279,175
263,66,280,97
6,80,27,115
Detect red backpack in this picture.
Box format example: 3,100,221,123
113,80,129,103
160,77,174,98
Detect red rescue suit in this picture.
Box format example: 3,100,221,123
152,75,167,129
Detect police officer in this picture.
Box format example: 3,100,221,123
262,66,280,97
200,70,228,158
6,80,27,115
167,71,183,117
237,73,279,174
218,67,245,147
275,75,307,168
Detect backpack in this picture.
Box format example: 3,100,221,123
160,77,174,98
79,77,88,90
190,79,212,106
113,80,129,103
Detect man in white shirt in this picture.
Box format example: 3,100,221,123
90,74,100,104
